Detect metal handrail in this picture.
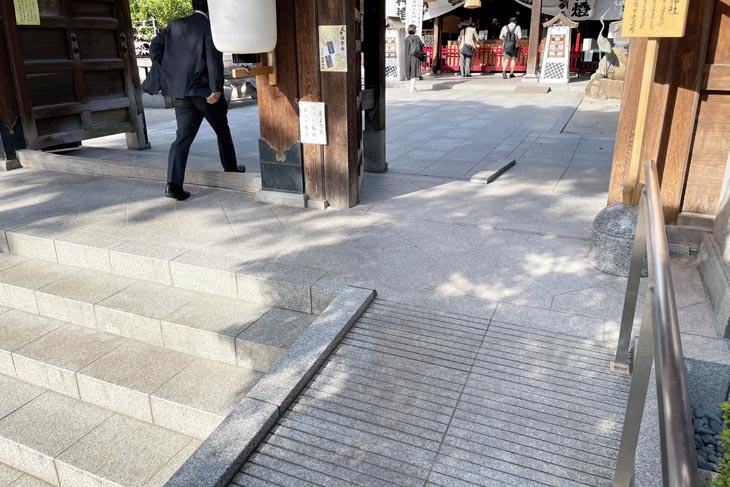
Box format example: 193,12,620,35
612,160,699,487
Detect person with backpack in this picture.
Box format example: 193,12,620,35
458,22,479,78
499,17,522,79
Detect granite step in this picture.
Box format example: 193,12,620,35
0,375,200,486
0,254,315,369
1,226,330,313
0,307,276,439
0,461,54,487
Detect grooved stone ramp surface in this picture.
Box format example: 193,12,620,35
231,299,630,487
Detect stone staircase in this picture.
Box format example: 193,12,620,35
0,228,323,486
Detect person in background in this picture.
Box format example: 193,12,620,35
458,22,479,78
404,24,424,93
499,17,522,79
150,0,245,201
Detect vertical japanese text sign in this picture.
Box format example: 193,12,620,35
623,0,689,37
405,0,424,38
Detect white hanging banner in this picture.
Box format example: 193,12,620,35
423,0,465,20
387,0,466,22
512,0,622,20
405,0,424,37
562,0,596,20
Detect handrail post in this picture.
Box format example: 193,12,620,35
613,189,648,371
612,160,701,487
613,290,656,487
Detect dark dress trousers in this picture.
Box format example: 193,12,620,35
150,13,238,187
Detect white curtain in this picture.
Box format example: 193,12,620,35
391,0,622,23
512,0,623,20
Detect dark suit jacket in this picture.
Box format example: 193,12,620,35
149,13,224,99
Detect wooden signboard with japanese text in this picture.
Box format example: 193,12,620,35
623,0,690,37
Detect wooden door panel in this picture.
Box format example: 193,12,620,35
679,0,730,216
36,114,82,135
84,70,126,99
28,73,77,105
77,29,118,58
73,0,115,17
37,0,64,16
707,0,730,64
2,0,142,149
20,29,69,60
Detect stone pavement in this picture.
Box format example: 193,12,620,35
0,86,726,485
233,298,630,487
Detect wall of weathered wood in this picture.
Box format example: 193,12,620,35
257,0,363,209
608,0,730,223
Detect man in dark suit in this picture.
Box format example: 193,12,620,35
150,0,244,201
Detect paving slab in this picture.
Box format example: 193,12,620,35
0,260,69,314
95,281,198,347
54,231,124,272
56,414,190,487
161,296,269,364
12,325,124,398
77,341,195,423
237,262,326,313
0,311,62,376
109,240,187,286
0,463,23,486
235,308,316,372
151,359,263,439
35,269,134,328
0,391,112,485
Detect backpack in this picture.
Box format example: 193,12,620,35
503,26,517,52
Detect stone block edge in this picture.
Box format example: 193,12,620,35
163,285,376,487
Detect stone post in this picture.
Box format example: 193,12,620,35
698,152,730,338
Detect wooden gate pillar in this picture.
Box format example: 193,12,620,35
607,0,717,223
0,19,24,170
363,0,387,174
526,0,543,77
256,0,363,208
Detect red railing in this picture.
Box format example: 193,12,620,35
422,43,597,74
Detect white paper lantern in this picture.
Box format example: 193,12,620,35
209,0,277,54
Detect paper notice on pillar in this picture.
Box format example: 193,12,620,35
13,0,41,25
405,0,424,38
299,102,327,145
319,25,347,72
622,0,689,37
561,0,596,21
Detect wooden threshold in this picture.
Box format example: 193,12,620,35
16,149,261,194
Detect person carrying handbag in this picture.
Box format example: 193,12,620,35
459,23,479,78
404,24,425,93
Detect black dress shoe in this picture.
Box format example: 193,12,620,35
502,72,507,79
225,165,246,173
165,183,191,201
509,73,516,79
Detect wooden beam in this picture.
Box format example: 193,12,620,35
433,15,442,72
0,15,25,162
363,0,386,174
608,38,646,206
703,64,730,90
256,0,303,193
296,0,326,202
622,38,660,206
658,0,716,223
526,0,543,77
318,0,361,208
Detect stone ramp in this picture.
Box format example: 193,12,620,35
231,299,630,487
